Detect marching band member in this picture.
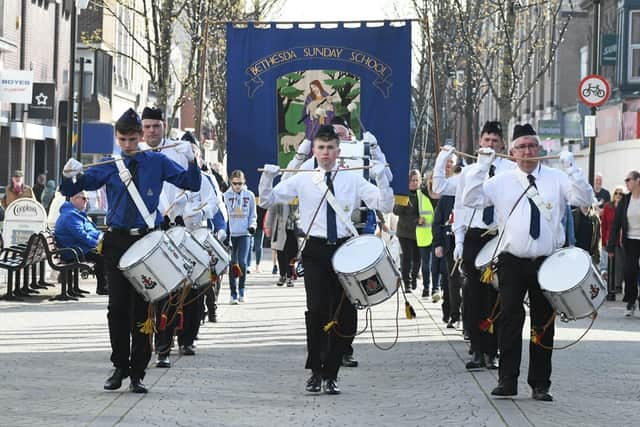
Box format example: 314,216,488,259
463,124,592,401
60,108,201,393
453,122,515,370
258,124,393,395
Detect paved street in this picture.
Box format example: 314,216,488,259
1,261,639,427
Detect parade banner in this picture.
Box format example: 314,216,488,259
226,22,411,193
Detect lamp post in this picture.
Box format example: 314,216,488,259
589,0,601,187
76,57,91,157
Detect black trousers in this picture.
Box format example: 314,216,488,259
102,231,151,379
277,229,299,278
178,289,204,347
84,250,107,291
461,228,498,355
443,240,462,322
622,239,640,306
155,293,178,356
302,237,355,380
497,253,554,389
398,237,420,288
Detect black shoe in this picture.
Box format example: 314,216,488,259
465,352,485,370
463,330,470,341
532,387,553,402
305,372,322,393
411,280,417,290
96,288,109,295
491,382,517,397
485,354,499,370
208,313,217,323
156,354,171,368
404,286,412,293
446,320,456,329
341,354,358,368
180,345,196,356
104,368,128,390
129,377,148,394
323,378,341,395
422,288,430,298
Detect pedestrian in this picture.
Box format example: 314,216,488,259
572,204,601,266
463,123,592,401
224,170,257,304
254,206,268,273
2,170,35,208
258,124,393,395
607,170,640,316
265,202,300,287
601,186,625,291
60,108,201,394
41,180,57,213
33,173,46,202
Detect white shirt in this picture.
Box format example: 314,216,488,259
182,171,220,230
626,196,640,239
463,163,593,258
140,138,190,219
453,157,516,243
259,166,394,239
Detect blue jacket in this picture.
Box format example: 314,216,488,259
55,201,102,257
60,151,201,229
223,186,257,237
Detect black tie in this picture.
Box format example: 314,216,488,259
527,174,540,239
125,157,139,228
482,165,496,225
325,172,337,244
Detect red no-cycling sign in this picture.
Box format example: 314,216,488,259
578,74,610,107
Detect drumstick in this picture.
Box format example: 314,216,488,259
184,201,208,219
164,190,187,216
257,164,389,173
347,102,367,133
439,146,587,162
63,143,181,172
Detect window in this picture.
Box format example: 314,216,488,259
580,46,589,79
628,11,640,81
115,3,132,90
95,50,113,98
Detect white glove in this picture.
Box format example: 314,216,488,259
438,145,455,162
476,147,495,169
295,139,311,159
370,161,387,180
216,229,227,242
453,243,464,261
363,131,378,146
166,193,188,218
262,164,281,178
559,150,575,170
176,141,195,162
63,158,83,178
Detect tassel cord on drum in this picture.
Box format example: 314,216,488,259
531,312,598,351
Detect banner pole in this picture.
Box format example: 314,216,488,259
424,15,440,151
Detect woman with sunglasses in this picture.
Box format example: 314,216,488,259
602,186,626,295
224,170,257,304
607,171,640,316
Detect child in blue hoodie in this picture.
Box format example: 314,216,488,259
224,170,257,303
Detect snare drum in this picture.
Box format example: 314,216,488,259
537,247,607,321
474,236,500,290
331,235,400,308
118,231,190,302
191,227,230,276
165,227,211,288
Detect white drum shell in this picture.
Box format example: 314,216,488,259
166,227,211,288
191,227,230,276
332,235,400,308
537,247,607,321
474,236,500,290
118,231,189,303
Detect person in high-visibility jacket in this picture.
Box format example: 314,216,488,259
415,174,438,301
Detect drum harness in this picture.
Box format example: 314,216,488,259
288,169,411,351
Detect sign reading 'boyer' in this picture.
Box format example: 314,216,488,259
0,69,34,104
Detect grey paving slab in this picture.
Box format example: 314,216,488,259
1,262,639,427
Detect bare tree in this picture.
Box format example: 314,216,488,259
452,0,574,129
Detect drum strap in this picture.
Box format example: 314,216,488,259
315,179,359,237
113,155,156,229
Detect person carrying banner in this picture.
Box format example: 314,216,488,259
60,108,201,393
258,124,393,395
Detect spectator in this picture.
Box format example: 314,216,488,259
572,205,601,266
33,173,46,202
253,206,268,273
607,170,640,317
2,170,35,208
54,191,107,295
602,186,625,291
41,180,57,213
265,203,300,287
594,172,611,208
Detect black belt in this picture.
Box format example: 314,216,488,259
308,236,350,246
107,227,157,237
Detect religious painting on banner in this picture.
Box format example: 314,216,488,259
226,22,411,195
277,69,361,167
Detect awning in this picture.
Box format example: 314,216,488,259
10,121,58,140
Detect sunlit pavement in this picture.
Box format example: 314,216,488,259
1,262,639,426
